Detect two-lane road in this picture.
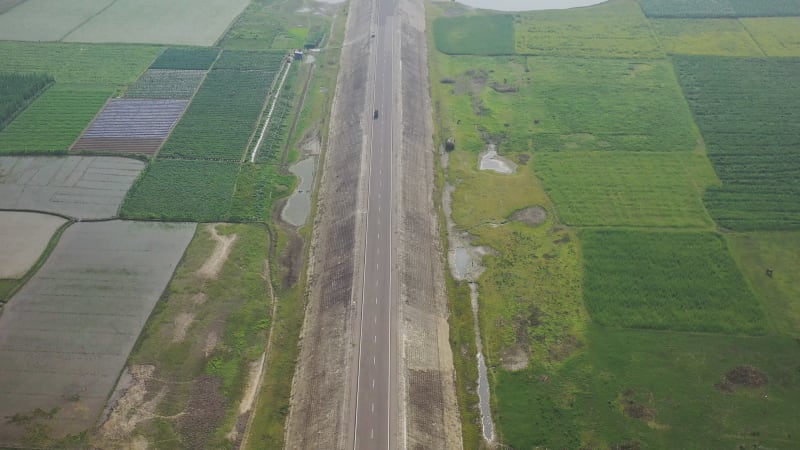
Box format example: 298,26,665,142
353,0,397,447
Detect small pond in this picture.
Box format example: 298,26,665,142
454,0,605,12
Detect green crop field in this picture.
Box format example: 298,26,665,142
433,15,515,56
158,69,274,160
220,0,332,50
0,73,53,131
742,17,800,56
651,19,765,56
514,0,662,58
229,164,294,222
150,47,220,70
0,42,159,88
254,65,297,163
214,49,287,70
674,56,800,230
124,69,206,99
494,327,800,449
581,229,766,334
535,151,717,228
433,55,698,154
0,87,111,154
121,160,239,221
641,0,800,18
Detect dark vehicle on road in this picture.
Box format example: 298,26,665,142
373,109,379,119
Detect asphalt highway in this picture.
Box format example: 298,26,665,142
352,0,397,447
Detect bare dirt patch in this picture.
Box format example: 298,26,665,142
716,365,769,393
548,334,583,362
97,365,165,445
172,312,195,343
0,211,65,278
177,375,226,449
620,388,656,422
204,330,219,357
510,206,547,227
198,224,237,279
500,345,529,371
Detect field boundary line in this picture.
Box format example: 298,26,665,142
59,0,121,42
250,59,292,163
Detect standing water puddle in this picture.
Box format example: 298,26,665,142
479,144,516,174
281,157,316,227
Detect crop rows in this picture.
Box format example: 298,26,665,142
674,56,800,230
149,47,220,70
0,87,111,154
158,69,275,160
0,73,53,131
120,159,240,221
254,66,296,163
124,69,206,99
213,49,287,70
641,0,800,18
581,229,767,334
72,99,188,156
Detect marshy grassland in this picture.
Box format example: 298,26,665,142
429,0,800,448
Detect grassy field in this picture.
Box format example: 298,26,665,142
514,0,662,58
433,55,698,154
120,160,239,221
91,224,272,448
229,164,294,222
674,56,800,230
535,151,717,228
0,87,112,154
219,0,333,51
726,232,800,336
651,18,765,56
581,229,767,334
158,69,275,161
494,327,800,449
0,73,53,131
150,47,220,70
60,0,250,46
742,17,800,56
640,0,800,18
0,42,159,88
433,15,515,56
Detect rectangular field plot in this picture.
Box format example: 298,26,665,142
742,17,800,56
124,69,206,99
640,0,800,18
0,211,66,279
0,87,111,154
213,49,288,70
0,0,25,14
651,19,764,56
674,56,800,230
0,0,113,42
158,69,274,160
581,229,767,334
0,73,53,131
72,99,188,156
535,151,717,227
0,220,195,445
120,160,239,221
514,0,662,58
61,0,250,46
150,47,220,70
0,156,143,219
433,15,515,56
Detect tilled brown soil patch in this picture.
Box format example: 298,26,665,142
71,137,163,155
177,375,226,449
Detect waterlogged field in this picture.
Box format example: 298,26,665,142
674,56,800,230
0,0,113,42
91,224,272,449
59,0,250,46
581,229,766,334
433,15,515,56
121,160,239,222
741,17,800,56
535,151,717,227
0,211,65,279
0,73,53,131
651,19,764,56
150,47,220,71
0,220,195,447
159,69,275,161
0,156,143,219
514,0,662,58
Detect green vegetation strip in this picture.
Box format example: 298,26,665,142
581,229,766,334
650,19,765,56
0,73,53,131
674,56,800,230
213,49,287,70
0,87,112,154
150,47,220,70
640,0,800,18
433,15,515,56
